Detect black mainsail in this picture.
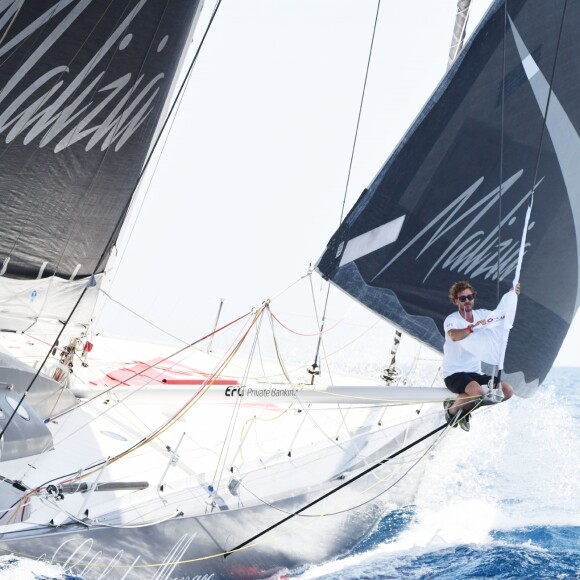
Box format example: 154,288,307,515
0,0,206,456
0,0,202,281
317,0,579,391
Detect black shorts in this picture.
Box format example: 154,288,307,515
444,372,499,395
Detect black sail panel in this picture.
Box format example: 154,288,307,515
0,0,202,280
317,0,579,390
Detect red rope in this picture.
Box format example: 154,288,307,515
47,309,253,421
269,308,342,337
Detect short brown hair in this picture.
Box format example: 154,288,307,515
449,281,475,304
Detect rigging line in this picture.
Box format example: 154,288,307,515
339,0,381,224
308,267,322,330
260,266,310,304
239,419,449,520
224,421,447,558
207,312,278,380
495,0,508,299
264,306,293,386
323,319,381,360
48,322,253,464
103,305,268,469
99,288,190,344
318,338,356,437
308,287,328,384
269,306,342,337
263,309,362,454
309,0,382,379
319,338,335,388
0,1,225,436
528,0,569,205
254,322,282,391
265,306,324,454
47,307,252,422
21,333,67,356
0,281,95,441
211,306,266,492
306,272,332,384
107,0,225,291
262,330,375,454
238,412,294,465
218,339,262,472
39,419,450,570
274,392,350,456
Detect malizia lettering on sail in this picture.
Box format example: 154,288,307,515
0,0,167,153
336,169,538,284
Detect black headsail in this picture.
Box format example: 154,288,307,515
0,0,202,281
317,0,580,392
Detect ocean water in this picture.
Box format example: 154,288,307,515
299,366,580,579
0,368,578,579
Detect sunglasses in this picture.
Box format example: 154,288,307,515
457,293,476,302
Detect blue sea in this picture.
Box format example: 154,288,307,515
0,367,578,579
299,366,580,579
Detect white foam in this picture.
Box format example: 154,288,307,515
302,376,580,578
0,555,66,579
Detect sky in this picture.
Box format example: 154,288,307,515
97,0,580,368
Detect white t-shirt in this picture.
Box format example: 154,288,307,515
441,309,491,378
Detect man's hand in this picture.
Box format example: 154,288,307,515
514,282,521,295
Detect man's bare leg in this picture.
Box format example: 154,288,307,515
449,380,484,416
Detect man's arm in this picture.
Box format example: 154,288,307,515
447,319,486,342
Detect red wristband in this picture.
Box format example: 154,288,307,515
467,325,474,333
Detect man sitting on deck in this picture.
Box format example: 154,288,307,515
442,280,518,431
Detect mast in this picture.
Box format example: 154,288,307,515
447,0,473,69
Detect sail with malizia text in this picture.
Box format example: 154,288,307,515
0,0,202,332
317,0,580,395
0,0,576,578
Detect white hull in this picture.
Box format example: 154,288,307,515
0,333,444,577
1,421,436,579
